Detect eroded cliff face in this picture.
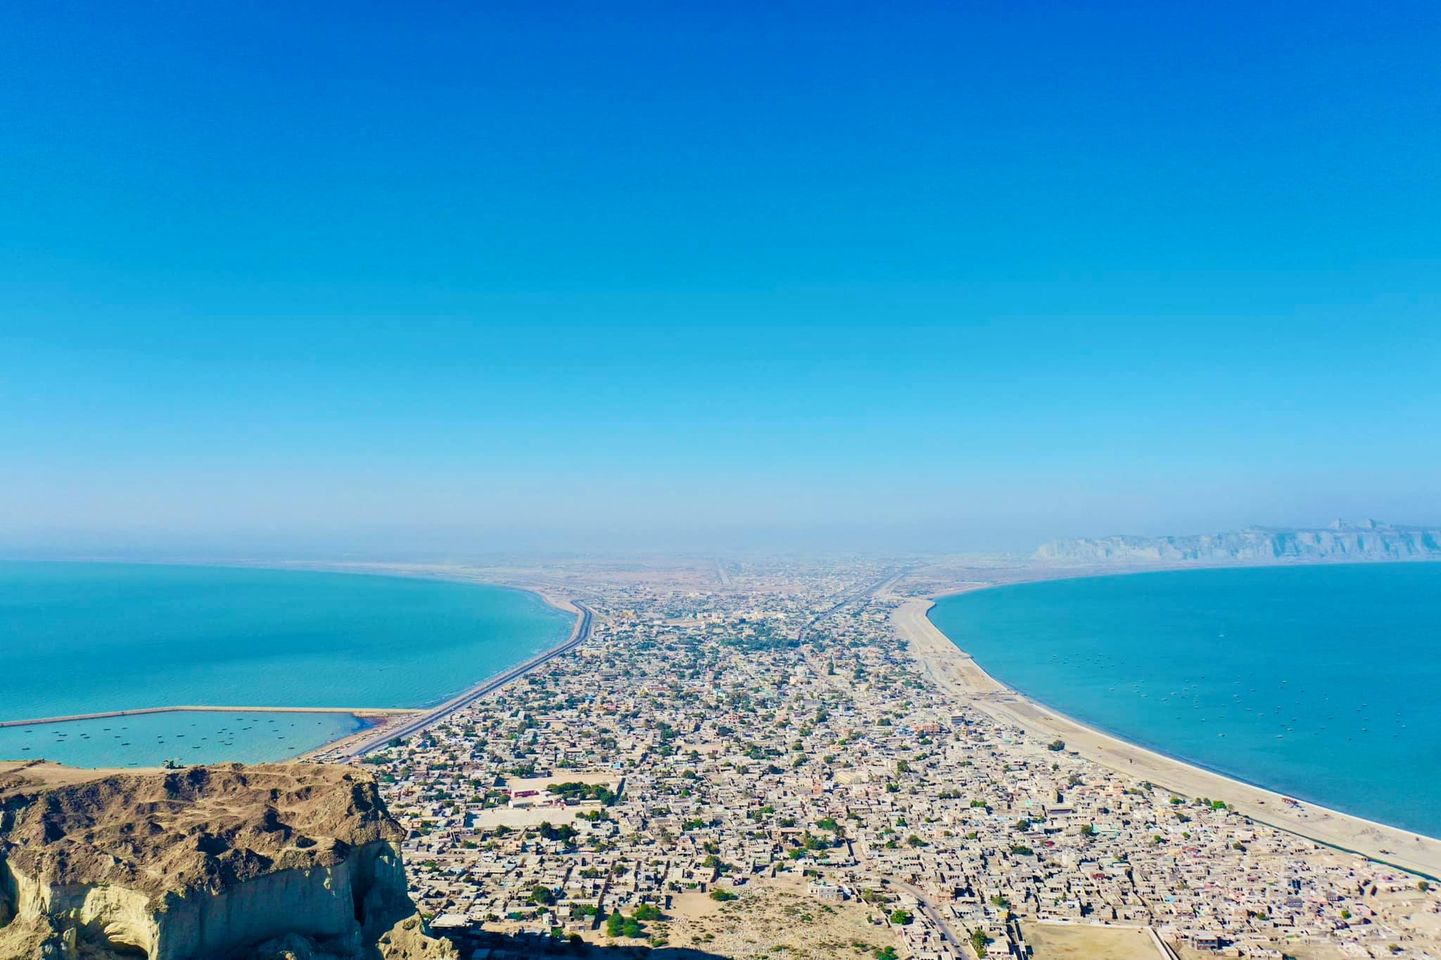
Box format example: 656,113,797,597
0,762,455,960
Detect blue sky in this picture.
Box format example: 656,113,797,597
2,2,1439,555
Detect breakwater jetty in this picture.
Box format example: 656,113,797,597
0,704,413,729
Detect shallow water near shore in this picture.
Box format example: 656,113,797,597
0,561,573,767
929,563,1441,838
0,710,369,768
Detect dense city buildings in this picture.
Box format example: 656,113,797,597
324,562,1441,960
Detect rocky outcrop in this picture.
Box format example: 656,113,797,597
1035,520,1441,565
0,762,455,960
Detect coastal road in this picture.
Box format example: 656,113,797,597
339,601,594,759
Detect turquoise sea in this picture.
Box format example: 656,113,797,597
0,562,573,768
929,563,1441,838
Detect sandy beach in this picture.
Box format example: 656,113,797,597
893,595,1441,879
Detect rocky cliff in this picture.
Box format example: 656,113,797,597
0,762,456,960
1035,520,1441,565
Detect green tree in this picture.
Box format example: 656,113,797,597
538,821,578,843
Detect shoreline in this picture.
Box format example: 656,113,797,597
5,555,583,621
229,559,585,616
893,594,1441,879
328,600,593,759
0,560,585,767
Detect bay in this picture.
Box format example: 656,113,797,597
0,562,572,767
929,563,1441,838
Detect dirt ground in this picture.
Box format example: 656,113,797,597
655,874,899,959
470,769,621,830
1024,921,1169,960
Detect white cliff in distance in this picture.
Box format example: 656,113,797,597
1035,519,1441,564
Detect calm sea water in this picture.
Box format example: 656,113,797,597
0,711,368,768
929,563,1441,838
0,562,573,767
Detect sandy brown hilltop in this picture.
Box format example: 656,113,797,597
0,762,454,960
0,762,400,897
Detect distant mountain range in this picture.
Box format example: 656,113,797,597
1035,520,1441,564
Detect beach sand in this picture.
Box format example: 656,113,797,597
893,596,1441,879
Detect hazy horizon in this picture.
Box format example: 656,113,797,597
5,514,1440,565
4,4,1439,558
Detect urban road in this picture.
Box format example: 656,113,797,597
795,568,909,642
341,600,594,758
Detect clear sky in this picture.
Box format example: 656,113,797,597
2,3,1439,556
